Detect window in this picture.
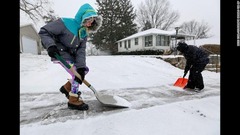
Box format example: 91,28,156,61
145,35,152,47
156,35,170,46
124,41,127,48
119,42,122,47
128,40,131,48
135,38,138,45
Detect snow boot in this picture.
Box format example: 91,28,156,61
60,81,82,99
60,81,71,99
194,86,204,92
68,92,89,110
183,84,195,91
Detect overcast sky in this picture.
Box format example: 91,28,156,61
50,0,220,37
20,0,220,38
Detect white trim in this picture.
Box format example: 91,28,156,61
69,92,78,97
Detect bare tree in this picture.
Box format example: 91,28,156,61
180,20,212,39
20,0,57,24
136,0,179,31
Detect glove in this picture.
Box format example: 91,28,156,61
74,68,86,84
47,46,60,58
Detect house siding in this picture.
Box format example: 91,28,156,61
20,24,42,55
117,28,195,53
118,34,171,52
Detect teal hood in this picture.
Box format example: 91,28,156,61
61,3,98,36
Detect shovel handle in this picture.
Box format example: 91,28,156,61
54,53,91,87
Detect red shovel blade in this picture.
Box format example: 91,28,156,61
174,78,188,88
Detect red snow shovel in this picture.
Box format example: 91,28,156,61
173,74,188,88
54,53,130,108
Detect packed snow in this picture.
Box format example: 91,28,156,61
20,53,220,135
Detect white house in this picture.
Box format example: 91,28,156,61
116,28,195,53
20,23,43,55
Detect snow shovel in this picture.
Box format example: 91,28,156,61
54,53,130,108
173,74,188,88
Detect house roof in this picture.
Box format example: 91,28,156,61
168,29,196,37
186,35,220,46
117,28,196,42
20,23,38,32
20,23,40,38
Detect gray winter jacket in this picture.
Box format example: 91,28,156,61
39,18,87,69
38,3,102,69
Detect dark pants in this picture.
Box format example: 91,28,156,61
186,63,208,89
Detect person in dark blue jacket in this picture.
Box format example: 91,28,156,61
38,3,102,110
176,42,209,91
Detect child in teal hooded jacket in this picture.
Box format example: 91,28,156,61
39,3,102,110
